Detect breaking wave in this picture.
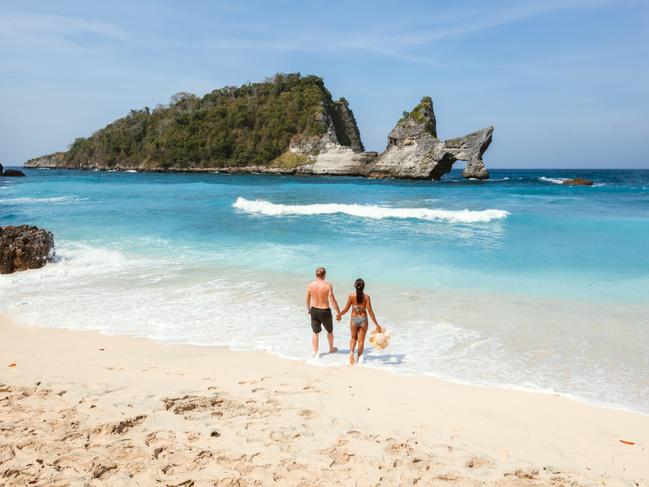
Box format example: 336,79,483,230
233,197,509,223
538,176,567,185
0,196,88,204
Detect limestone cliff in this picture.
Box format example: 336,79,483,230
332,99,364,153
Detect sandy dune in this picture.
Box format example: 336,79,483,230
1,315,648,486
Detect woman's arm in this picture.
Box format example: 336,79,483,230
337,295,352,320
366,295,382,331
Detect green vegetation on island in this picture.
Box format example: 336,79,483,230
60,74,355,170
399,96,437,138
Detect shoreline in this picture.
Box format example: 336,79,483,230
1,314,648,486
8,289,649,416
5,259,648,414
113,328,649,420
17,165,649,171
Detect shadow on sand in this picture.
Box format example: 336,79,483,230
331,348,405,366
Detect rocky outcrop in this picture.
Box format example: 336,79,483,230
297,96,493,180
24,152,65,169
361,97,492,180
0,225,55,274
0,162,26,177
2,169,26,177
562,178,593,186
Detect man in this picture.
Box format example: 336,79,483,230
306,267,340,358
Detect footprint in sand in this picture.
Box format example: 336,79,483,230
465,456,493,469
298,409,317,420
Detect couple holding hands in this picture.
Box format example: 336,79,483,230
306,267,382,365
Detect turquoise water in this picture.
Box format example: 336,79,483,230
1,168,649,412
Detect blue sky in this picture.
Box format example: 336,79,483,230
1,0,648,168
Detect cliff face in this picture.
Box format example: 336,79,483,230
332,99,364,153
25,75,493,180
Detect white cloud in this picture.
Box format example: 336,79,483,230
201,0,614,65
0,11,129,45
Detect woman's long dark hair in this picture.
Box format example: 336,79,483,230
354,278,365,305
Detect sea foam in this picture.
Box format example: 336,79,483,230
539,176,567,184
0,196,87,204
233,197,509,223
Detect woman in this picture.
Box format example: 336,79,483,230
337,278,382,365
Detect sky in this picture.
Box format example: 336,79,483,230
1,0,648,168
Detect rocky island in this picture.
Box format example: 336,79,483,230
25,74,493,180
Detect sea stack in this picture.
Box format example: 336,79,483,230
362,97,493,180
298,96,493,180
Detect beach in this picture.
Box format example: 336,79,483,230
1,314,648,486
3,0,649,483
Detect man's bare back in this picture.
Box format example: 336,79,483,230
305,267,340,357
307,279,334,309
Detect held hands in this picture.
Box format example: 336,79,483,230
336,312,342,321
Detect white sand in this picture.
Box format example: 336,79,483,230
1,314,647,486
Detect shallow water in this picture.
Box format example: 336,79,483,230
1,168,648,413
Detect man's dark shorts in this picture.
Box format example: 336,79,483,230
310,307,333,334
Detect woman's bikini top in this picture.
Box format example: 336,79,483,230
352,297,366,315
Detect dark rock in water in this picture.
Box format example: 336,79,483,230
562,178,594,186
0,225,55,274
0,162,3,175
2,169,26,177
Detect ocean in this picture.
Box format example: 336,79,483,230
1,168,648,413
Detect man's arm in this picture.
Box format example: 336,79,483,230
328,284,340,315
305,286,311,314
337,295,352,319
